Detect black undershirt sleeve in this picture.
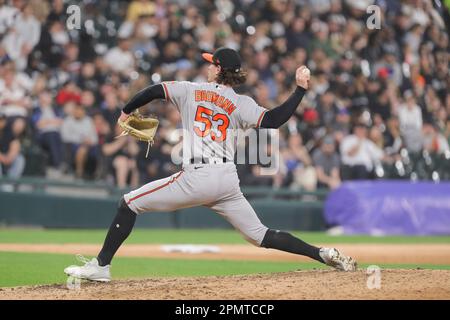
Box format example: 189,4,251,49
259,86,306,129
122,84,166,114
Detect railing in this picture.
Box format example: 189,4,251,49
0,176,329,201
0,176,119,194
0,176,328,229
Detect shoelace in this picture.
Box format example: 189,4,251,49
76,254,92,265
334,251,345,262
334,251,355,270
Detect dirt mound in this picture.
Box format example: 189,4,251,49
1,269,449,300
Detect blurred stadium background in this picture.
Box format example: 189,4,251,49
1,0,450,297
0,1,449,236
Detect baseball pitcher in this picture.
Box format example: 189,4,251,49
65,47,356,282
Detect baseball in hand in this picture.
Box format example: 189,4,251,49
296,66,310,89
302,68,310,77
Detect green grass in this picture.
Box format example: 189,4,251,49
0,251,321,287
1,229,450,244
1,229,449,287
1,251,449,288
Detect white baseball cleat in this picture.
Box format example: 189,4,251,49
64,254,111,282
319,247,357,271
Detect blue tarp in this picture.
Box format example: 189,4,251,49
324,181,450,235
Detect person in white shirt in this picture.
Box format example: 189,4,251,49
61,104,99,178
0,67,31,118
340,123,384,179
397,90,423,152
1,3,41,70
0,1,19,35
104,38,135,75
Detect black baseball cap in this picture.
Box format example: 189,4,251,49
202,47,241,73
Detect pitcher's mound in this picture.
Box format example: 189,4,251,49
1,269,449,300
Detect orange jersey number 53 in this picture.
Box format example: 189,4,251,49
194,106,230,142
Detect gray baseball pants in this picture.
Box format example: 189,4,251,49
124,163,269,246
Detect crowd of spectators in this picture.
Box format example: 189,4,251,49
0,0,449,190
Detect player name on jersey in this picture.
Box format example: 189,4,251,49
195,90,237,115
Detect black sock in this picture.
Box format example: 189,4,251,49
97,197,136,266
261,229,324,263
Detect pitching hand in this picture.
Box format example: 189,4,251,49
296,66,310,90
118,111,129,122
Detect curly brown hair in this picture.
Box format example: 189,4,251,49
216,69,247,87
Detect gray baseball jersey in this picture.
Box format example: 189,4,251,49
162,81,267,162
124,81,269,246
